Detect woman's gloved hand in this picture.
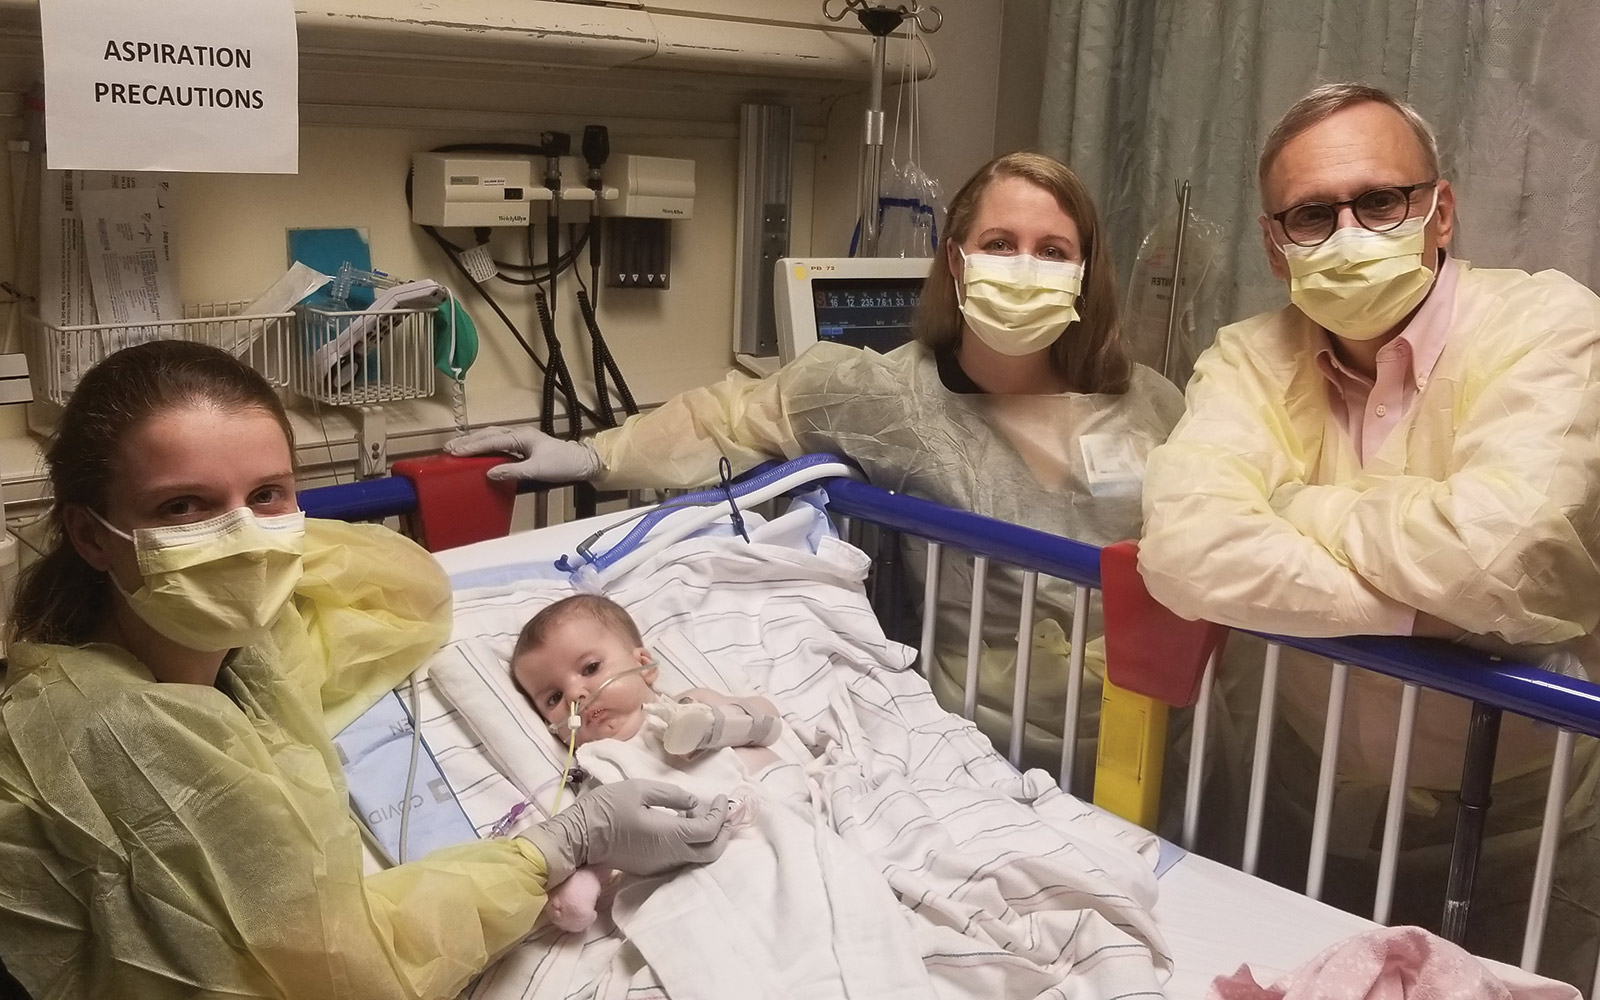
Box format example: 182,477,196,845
444,425,603,483
519,779,732,885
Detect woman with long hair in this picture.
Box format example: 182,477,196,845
450,151,1186,775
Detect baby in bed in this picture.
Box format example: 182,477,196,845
508,596,1166,998
511,593,788,763
510,594,805,930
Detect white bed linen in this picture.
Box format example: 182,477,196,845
1156,852,1373,996
416,518,1475,999
390,669,1399,1000
399,664,1567,999
425,523,1171,998
583,721,940,1000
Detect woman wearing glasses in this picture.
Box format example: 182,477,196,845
1140,83,1600,990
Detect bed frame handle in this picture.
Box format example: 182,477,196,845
1093,539,1230,829
1100,540,1227,707
391,454,518,552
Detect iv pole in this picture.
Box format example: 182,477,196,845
1161,180,1192,381
823,1,942,258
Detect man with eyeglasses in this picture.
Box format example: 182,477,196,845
1140,82,1600,988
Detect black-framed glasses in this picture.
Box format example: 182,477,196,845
1271,180,1438,248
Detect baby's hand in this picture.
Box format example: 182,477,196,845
649,698,782,756
546,865,609,933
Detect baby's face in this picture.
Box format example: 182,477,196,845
513,616,658,746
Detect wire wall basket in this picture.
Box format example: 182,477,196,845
290,304,437,406
25,301,294,405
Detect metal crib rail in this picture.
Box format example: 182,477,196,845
300,475,419,522
822,476,1600,978
1258,630,1600,740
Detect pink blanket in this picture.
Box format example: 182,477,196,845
1206,926,1579,1000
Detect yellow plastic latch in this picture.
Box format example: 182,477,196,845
1092,675,1168,830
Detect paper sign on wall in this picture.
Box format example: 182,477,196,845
39,0,298,173
79,185,177,328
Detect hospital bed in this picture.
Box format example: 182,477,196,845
302,453,1596,998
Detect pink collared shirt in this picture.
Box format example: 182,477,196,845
1314,255,1459,465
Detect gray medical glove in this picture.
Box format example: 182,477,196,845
444,424,603,483
519,779,732,885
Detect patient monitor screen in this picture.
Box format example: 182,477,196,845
811,277,923,354
773,257,932,365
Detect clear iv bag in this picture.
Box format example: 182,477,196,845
1122,206,1222,387
867,158,945,258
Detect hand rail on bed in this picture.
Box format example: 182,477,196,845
300,475,420,521
302,456,1600,977
299,459,567,519
818,475,1600,974
300,467,1600,744
817,479,1600,740
821,477,1104,589
1263,632,1600,741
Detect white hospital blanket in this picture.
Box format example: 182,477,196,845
428,530,1170,999
804,681,1170,998
581,724,937,1000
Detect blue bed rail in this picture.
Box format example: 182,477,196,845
299,468,1600,740
300,476,419,522
818,477,1600,740
822,477,1103,590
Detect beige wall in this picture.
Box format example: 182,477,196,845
0,0,1044,506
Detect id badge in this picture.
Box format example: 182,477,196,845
1079,433,1146,498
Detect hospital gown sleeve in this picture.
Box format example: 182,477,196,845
289,518,454,734
1269,289,1600,644
356,842,556,993
589,344,862,490
0,641,554,1000
1139,323,1419,637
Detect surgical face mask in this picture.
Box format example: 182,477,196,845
92,506,307,652
955,251,1085,357
1278,191,1439,341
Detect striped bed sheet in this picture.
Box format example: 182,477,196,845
414,527,1171,998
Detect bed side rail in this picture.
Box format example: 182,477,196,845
825,475,1600,978
822,478,1600,740
301,455,555,552
301,462,1600,976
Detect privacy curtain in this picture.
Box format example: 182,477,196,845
1039,0,1600,381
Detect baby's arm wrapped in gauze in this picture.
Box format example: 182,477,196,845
646,689,784,757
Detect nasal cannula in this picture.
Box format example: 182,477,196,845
549,662,655,812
